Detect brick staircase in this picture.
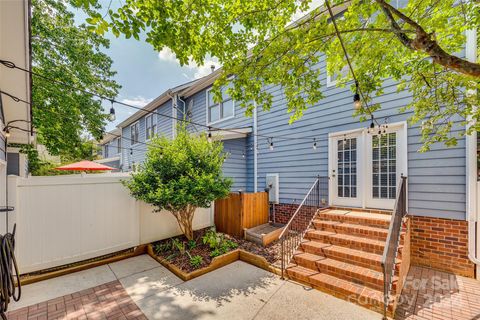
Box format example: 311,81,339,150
285,207,410,317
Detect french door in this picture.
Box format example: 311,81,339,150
329,123,407,210
329,132,364,207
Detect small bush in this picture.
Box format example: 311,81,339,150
202,227,238,257
189,255,203,268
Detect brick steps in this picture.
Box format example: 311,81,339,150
312,219,389,241
293,250,398,293
284,208,404,317
300,239,401,272
286,265,391,315
317,209,391,228
305,229,390,255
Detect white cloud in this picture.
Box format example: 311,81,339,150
157,48,178,63
121,96,153,108
158,48,221,80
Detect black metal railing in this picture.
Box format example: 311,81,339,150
279,176,329,279
381,176,407,319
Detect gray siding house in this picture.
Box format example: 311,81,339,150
100,30,478,279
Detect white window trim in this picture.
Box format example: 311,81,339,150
130,121,140,146
145,114,156,141
205,87,235,125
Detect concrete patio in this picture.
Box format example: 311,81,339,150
7,254,382,320
7,254,480,320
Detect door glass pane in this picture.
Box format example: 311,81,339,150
337,137,357,198
372,132,397,199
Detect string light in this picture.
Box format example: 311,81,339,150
207,128,212,143
3,127,10,138
269,138,274,151
108,100,116,121
353,81,361,110
312,138,317,150
242,151,246,158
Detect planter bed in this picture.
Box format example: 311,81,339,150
147,228,282,281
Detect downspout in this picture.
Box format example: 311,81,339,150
253,102,258,192
167,91,177,138
465,29,480,266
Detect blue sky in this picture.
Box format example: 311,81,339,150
73,1,220,131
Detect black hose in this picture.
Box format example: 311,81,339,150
0,224,21,319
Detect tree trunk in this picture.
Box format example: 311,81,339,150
171,205,197,240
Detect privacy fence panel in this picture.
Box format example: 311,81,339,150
214,192,269,237
7,173,213,274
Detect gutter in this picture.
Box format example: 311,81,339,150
465,29,480,266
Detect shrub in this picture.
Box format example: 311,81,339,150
123,125,232,240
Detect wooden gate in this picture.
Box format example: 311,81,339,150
214,192,269,237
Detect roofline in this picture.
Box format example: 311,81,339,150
116,89,173,128
100,128,121,144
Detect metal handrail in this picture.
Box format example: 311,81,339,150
381,176,407,320
280,176,328,279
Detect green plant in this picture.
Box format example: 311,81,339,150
154,242,170,255
171,238,186,255
187,239,197,250
123,125,232,240
202,227,238,257
189,255,203,268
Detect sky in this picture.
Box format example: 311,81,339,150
73,1,220,132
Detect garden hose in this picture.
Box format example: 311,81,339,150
0,224,21,320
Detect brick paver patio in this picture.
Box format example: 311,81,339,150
396,266,480,320
6,280,146,320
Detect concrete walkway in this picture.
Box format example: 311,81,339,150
8,254,383,319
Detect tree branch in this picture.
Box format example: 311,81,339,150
375,0,480,77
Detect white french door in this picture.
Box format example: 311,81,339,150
329,131,364,207
329,122,407,210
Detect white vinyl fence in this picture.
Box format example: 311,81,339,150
7,173,213,274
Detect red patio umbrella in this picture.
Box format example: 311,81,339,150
55,160,115,171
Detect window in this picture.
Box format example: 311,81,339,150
372,132,397,199
326,65,349,87
104,145,109,158
146,114,156,140
337,138,357,198
130,122,139,145
207,87,234,124
116,138,121,154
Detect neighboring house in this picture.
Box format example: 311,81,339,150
0,0,32,218
98,7,478,313
96,128,122,171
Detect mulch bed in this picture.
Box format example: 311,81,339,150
152,228,281,273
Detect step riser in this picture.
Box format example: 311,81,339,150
301,242,381,271
306,231,385,255
313,221,388,241
293,255,397,293
301,242,401,273
317,213,390,228
286,269,394,317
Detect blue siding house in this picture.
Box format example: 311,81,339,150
99,27,478,282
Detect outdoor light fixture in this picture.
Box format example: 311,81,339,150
3,127,10,138
313,138,317,150
108,100,116,122
207,128,212,143
353,81,361,110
